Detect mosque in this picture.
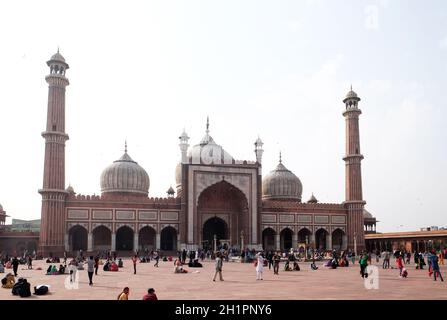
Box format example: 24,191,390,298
37,51,374,256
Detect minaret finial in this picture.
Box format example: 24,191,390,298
279,151,282,164
206,116,209,134
57,46,60,54
350,84,353,91
124,140,127,153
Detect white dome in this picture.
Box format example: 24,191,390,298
262,161,303,201
187,133,234,165
100,152,149,196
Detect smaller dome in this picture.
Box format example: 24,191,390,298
167,186,175,196
307,193,318,203
363,209,373,219
262,158,303,202
343,86,361,103
50,51,66,62
66,185,75,194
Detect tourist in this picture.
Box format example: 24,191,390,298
405,252,411,264
94,256,99,275
117,287,130,300
154,251,159,267
143,288,158,300
439,251,444,265
11,256,19,277
418,252,425,270
273,252,281,275
27,255,33,270
382,251,390,269
267,251,273,270
359,252,368,278
132,255,137,275
58,264,66,274
256,253,264,280
396,254,404,277
87,256,95,286
430,251,444,282
213,252,224,281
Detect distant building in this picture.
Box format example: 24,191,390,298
0,212,39,256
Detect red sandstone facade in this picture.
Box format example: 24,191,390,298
38,52,369,257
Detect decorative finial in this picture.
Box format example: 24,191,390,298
279,151,282,164
57,47,60,54
124,140,127,153
206,116,209,134
350,84,353,91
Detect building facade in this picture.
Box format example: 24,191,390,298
38,52,372,256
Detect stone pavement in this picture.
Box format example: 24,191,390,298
0,258,445,300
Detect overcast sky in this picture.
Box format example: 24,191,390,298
0,0,446,232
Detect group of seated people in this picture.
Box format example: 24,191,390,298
187,259,203,268
103,260,119,272
46,264,66,275
45,257,61,263
284,261,300,271
173,259,188,273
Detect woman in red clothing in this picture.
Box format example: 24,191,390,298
143,288,158,300
396,255,404,277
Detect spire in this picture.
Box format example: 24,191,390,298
57,47,60,54
124,140,127,154
279,151,282,164
350,84,352,91
206,116,210,135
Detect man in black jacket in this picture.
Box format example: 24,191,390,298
11,257,19,277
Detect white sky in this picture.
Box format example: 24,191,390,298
0,0,446,232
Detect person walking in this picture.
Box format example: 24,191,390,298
87,256,95,286
213,252,224,281
359,252,368,278
11,256,19,277
273,252,281,275
94,256,99,275
132,255,137,275
382,251,390,269
430,251,444,282
154,251,159,267
267,251,273,270
396,255,404,277
143,288,158,300
27,255,33,270
256,253,264,280
117,287,130,300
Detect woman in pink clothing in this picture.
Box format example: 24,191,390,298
396,255,404,277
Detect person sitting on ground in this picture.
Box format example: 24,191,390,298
311,261,318,270
143,288,158,300
45,258,51,263
46,265,53,274
103,260,110,272
293,261,300,271
284,260,292,271
1,273,15,288
50,265,58,275
174,259,188,273
58,264,66,274
109,261,119,271
76,261,84,270
118,258,123,268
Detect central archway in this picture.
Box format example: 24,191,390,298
93,225,111,251
160,226,177,251
116,226,134,251
197,180,248,248
280,228,293,251
315,228,329,250
202,217,228,250
262,228,276,251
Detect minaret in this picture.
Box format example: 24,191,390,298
254,136,264,172
343,86,366,252
38,50,70,257
179,128,190,163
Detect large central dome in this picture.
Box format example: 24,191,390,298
262,157,303,202
100,150,150,196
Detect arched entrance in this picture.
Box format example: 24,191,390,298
332,228,344,251
202,217,228,250
93,226,111,251
298,228,311,244
116,226,134,251
197,180,248,248
69,225,88,251
262,228,276,251
315,228,329,250
139,226,156,252
160,226,177,251
280,228,293,251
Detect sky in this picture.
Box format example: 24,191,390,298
0,0,446,232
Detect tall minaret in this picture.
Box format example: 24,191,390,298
343,86,366,252
38,50,70,257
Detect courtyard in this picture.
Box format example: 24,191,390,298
0,258,446,300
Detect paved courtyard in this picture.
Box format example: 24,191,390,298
0,258,446,300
